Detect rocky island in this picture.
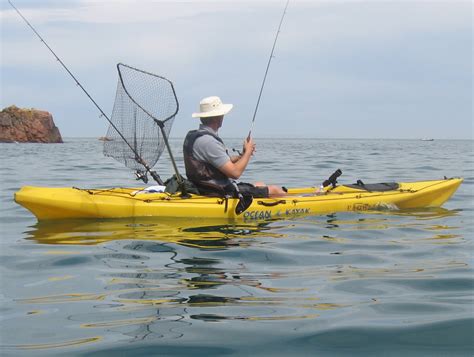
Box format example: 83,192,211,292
0,106,63,143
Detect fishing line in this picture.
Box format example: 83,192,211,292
248,0,290,139
8,0,163,184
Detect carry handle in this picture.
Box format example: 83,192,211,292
257,200,286,207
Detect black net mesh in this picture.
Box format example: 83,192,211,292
104,63,178,171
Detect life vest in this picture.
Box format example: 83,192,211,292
183,129,233,195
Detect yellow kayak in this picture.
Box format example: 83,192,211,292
14,178,462,221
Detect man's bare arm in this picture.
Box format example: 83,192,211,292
219,139,255,179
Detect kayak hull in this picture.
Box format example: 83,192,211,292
14,178,463,221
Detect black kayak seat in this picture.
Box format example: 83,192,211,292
345,181,399,192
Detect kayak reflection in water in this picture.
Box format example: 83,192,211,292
183,96,287,198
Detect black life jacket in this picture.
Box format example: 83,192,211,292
183,129,232,195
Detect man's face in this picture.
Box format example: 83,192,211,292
216,115,224,128
208,115,224,129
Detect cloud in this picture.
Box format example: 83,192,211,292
2,1,265,25
2,1,274,69
1,1,471,139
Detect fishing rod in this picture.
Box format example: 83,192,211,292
8,0,164,185
248,0,290,140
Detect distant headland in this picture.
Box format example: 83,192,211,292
0,105,63,143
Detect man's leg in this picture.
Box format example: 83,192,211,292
254,182,286,197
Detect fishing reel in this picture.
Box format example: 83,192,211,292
232,148,243,156
135,170,148,184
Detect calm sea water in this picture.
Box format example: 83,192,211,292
1,138,473,356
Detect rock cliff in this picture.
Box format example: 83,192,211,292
0,106,63,143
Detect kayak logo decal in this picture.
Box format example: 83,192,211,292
284,208,310,216
348,203,370,211
243,208,311,220
243,210,272,220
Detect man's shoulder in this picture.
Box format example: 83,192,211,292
186,128,221,140
194,133,224,149
191,131,229,167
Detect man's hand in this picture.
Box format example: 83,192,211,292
219,137,256,179
243,137,256,156
230,155,241,163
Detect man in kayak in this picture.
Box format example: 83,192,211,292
183,96,286,197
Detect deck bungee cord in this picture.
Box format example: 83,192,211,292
74,171,454,200
72,178,454,208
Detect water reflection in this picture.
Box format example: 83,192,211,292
8,207,469,351
26,217,287,248
26,207,459,247
322,207,460,229
7,337,103,351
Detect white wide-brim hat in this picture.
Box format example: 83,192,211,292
192,96,233,118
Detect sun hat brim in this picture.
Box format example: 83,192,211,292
192,104,233,118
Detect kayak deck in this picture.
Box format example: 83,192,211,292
14,178,463,221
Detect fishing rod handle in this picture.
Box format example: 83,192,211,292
323,169,343,188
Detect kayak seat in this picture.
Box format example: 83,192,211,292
346,181,399,192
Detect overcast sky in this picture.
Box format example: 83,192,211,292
1,0,472,139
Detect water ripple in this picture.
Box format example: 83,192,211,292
1,139,472,355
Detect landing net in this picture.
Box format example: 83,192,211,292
103,63,178,172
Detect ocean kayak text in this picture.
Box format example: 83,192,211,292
243,208,311,220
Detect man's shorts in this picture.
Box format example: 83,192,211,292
237,182,269,198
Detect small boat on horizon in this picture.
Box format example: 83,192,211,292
421,138,434,141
